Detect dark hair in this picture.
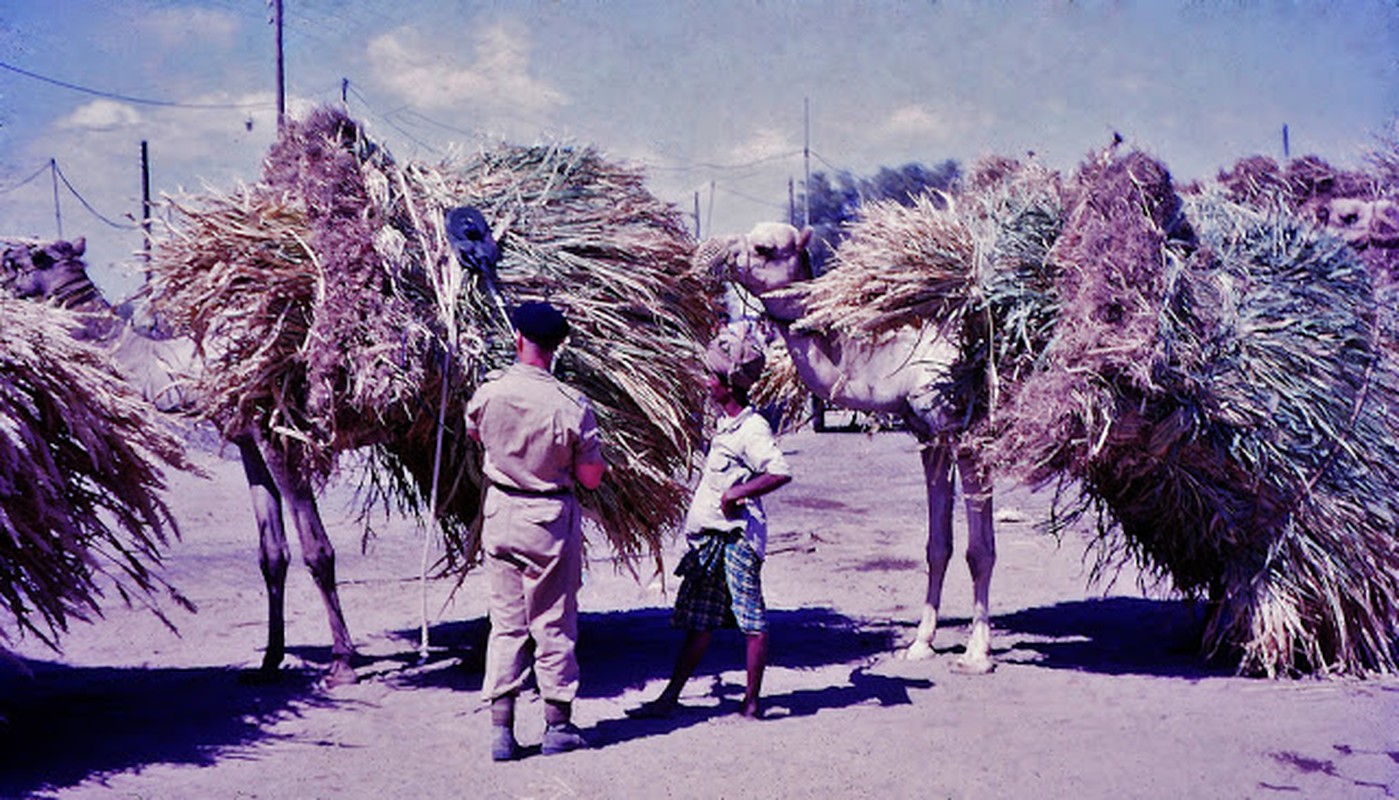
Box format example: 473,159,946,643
511,301,570,349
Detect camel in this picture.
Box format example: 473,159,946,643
2,221,499,686
700,222,997,673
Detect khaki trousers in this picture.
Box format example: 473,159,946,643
480,489,582,704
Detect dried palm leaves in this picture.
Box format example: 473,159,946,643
798,145,1399,676
150,107,715,570
0,297,194,654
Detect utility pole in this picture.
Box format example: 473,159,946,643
1282,124,1290,160
788,177,795,225
693,191,701,239
342,78,349,111
141,140,152,276
803,97,811,228
273,0,285,128
50,158,62,239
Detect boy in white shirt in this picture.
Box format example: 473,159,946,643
630,323,791,720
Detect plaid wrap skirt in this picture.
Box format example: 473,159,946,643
671,528,766,633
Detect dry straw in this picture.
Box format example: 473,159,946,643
150,107,716,575
0,297,194,655
780,145,1399,676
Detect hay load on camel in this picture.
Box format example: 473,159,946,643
148,106,715,568
791,146,1399,677
0,294,194,656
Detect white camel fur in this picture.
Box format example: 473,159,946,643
706,222,997,673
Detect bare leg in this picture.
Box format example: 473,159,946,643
258,436,357,686
954,453,996,674
631,629,712,715
740,631,768,718
236,435,289,676
907,441,955,660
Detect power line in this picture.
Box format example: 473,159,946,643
52,161,139,230
0,162,54,195
0,60,270,111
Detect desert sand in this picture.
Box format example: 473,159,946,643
2,424,1396,799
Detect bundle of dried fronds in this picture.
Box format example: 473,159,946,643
405,142,715,566
988,149,1186,481
986,147,1399,675
152,110,440,477
152,107,715,570
0,297,194,654
1081,193,1399,676
789,157,1064,434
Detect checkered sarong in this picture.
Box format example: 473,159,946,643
671,529,766,633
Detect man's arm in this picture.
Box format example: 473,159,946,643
720,471,792,518
575,459,607,491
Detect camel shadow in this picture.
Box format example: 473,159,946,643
990,596,1232,678
0,659,326,798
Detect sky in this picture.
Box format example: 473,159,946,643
1,0,1395,300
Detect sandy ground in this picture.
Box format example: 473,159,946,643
2,425,1397,799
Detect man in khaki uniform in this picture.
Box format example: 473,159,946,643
465,301,606,761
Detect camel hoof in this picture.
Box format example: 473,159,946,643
951,655,996,675
902,641,937,661
324,660,359,688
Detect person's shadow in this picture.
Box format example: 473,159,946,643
389,605,931,748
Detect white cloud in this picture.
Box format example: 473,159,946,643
56,100,143,132
725,127,796,164
137,7,240,50
367,24,566,118
876,102,997,146
135,7,239,49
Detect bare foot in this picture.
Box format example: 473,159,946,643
626,698,677,719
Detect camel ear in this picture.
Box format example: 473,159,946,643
795,226,813,251
73,237,86,256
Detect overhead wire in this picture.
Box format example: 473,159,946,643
0,60,272,111
51,161,140,230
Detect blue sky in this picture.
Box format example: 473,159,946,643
2,1,1395,299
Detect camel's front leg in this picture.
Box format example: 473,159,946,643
907,441,955,660
259,438,358,687
236,436,289,677
954,453,995,674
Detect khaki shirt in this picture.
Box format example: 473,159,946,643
465,362,604,493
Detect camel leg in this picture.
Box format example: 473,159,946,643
906,441,956,660
257,436,358,686
236,435,290,676
953,453,996,674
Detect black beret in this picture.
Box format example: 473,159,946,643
512,301,570,348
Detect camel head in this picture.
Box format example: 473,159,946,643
697,223,814,322
1,237,88,300
1313,197,1399,249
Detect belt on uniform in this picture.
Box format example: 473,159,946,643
490,481,573,498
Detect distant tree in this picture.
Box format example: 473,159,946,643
793,160,960,274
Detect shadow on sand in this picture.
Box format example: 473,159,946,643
0,660,327,798
0,596,1226,792
992,596,1232,678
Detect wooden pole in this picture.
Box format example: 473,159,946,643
50,159,62,239
274,0,285,128
803,97,811,228
141,140,152,277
